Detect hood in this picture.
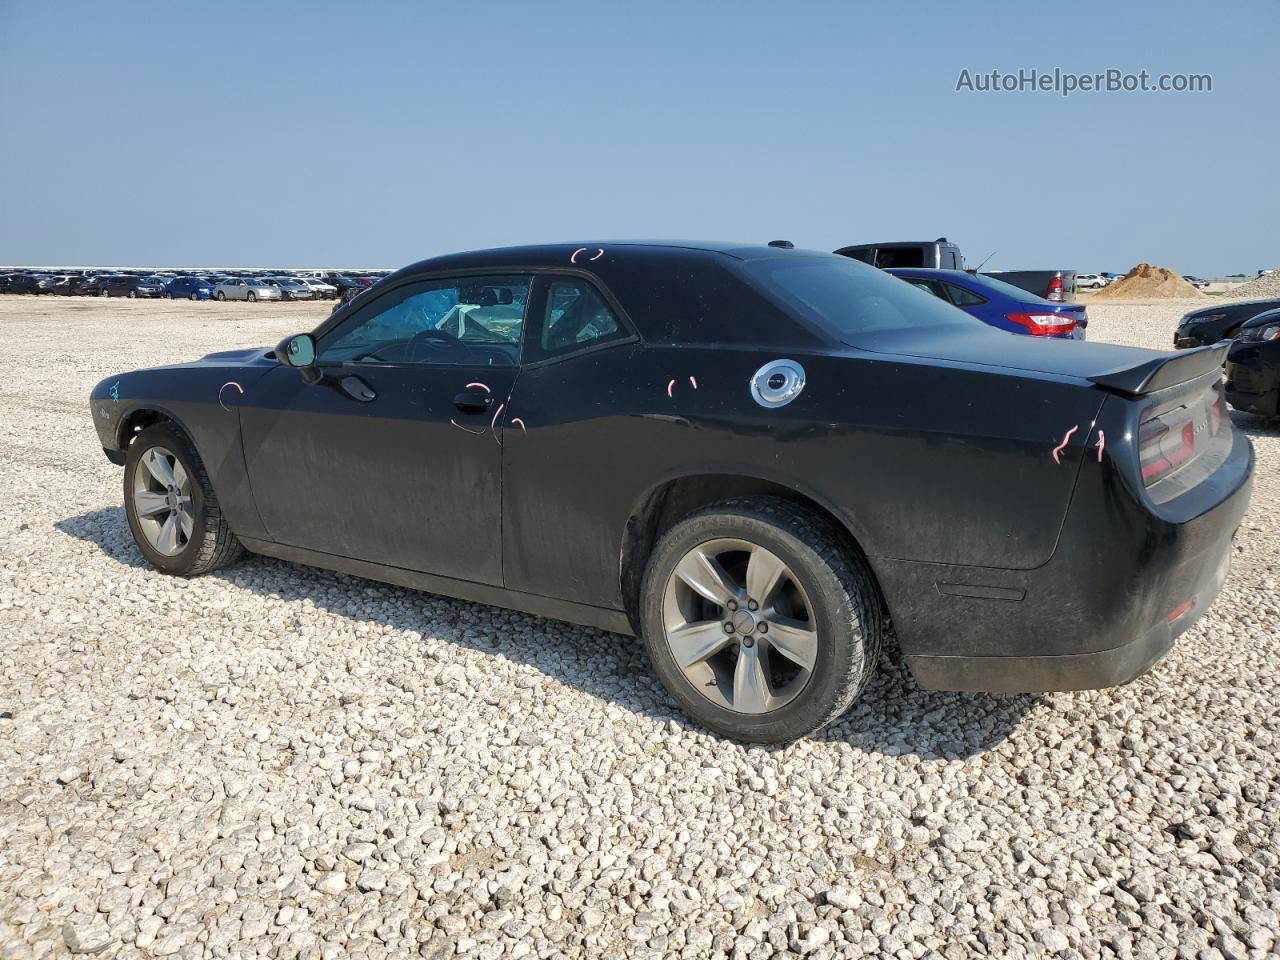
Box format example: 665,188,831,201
1184,299,1280,323
197,347,276,364
850,325,1165,384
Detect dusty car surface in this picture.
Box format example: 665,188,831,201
89,242,1253,741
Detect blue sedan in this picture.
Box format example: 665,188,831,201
886,268,1087,339
166,276,213,301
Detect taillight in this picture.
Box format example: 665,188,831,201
1045,275,1065,302
1007,312,1077,336
1139,413,1197,485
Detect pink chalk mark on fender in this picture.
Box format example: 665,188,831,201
689,376,698,389
511,417,526,432
570,247,605,264
1051,425,1079,464
450,419,485,436
465,381,491,393
589,248,604,261
666,379,676,398
218,381,245,412
1095,429,1106,463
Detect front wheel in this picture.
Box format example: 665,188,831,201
216,291,226,301
640,497,883,743
247,291,256,302
127,290,137,298
189,293,199,301
124,423,244,576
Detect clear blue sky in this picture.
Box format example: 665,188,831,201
1,0,1275,274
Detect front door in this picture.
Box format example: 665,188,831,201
239,274,532,585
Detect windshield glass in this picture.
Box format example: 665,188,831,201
741,256,979,340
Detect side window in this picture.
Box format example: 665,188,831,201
905,279,947,300
943,282,986,307
533,278,626,360
318,275,530,367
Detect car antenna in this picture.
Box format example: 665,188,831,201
971,250,996,273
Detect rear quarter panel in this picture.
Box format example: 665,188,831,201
501,344,1105,610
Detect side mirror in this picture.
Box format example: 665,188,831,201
275,333,321,383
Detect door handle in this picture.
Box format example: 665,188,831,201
339,375,377,402
452,390,493,413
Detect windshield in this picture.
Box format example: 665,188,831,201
741,256,979,340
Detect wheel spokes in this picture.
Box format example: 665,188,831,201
673,547,743,607
765,616,818,672
745,546,787,608
134,490,170,518
177,506,194,541
156,513,181,554
732,642,772,714
171,459,190,493
143,449,176,488
667,620,732,668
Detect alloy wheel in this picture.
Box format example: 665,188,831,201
132,446,194,557
662,538,818,714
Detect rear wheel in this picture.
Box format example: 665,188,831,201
124,423,243,576
216,291,226,301
639,497,882,743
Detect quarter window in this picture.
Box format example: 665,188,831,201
318,275,531,367
536,279,624,357
943,283,986,307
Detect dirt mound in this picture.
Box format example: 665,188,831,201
1223,272,1280,301
1091,263,1208,300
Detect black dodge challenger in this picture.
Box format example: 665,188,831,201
89,242,1254,742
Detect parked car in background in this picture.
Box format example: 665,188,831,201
325,275,365,296
99,274,167,298
167,276,213,300
262,276,315,301
214,278,282,302
5,273,55,294
1224,308,1280,417
1182,276,1210,290
88,241,1251,742
981,269,1077,303
297,276,337,299
1077,274,1109,289
834,238,964,270
48,274,89,295
886,268,1087,339
1174,299,1280,349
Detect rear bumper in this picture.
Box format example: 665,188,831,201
905,536,1233,692
876,427,1253,694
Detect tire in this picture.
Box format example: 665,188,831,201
127,289,137,298
123,422,244,577
216,291,226,301
189,293,198,301
639,497,883,743
100,288,109,297
247,291,256,302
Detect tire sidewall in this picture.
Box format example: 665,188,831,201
123,425,211,574
640,508,869,742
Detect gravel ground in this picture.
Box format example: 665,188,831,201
1,296,1277,960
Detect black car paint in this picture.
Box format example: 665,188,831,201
90,243,1253,692
1174,298,1280,349
1224,309,1280,417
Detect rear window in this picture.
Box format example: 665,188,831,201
963,271,1054,304
741,256,979,339
874,248,925,268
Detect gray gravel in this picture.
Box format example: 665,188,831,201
1,296,1277,959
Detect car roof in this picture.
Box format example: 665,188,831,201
396,241,830,276
883,268,973,280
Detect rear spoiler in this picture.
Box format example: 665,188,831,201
1088,342,1228,395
